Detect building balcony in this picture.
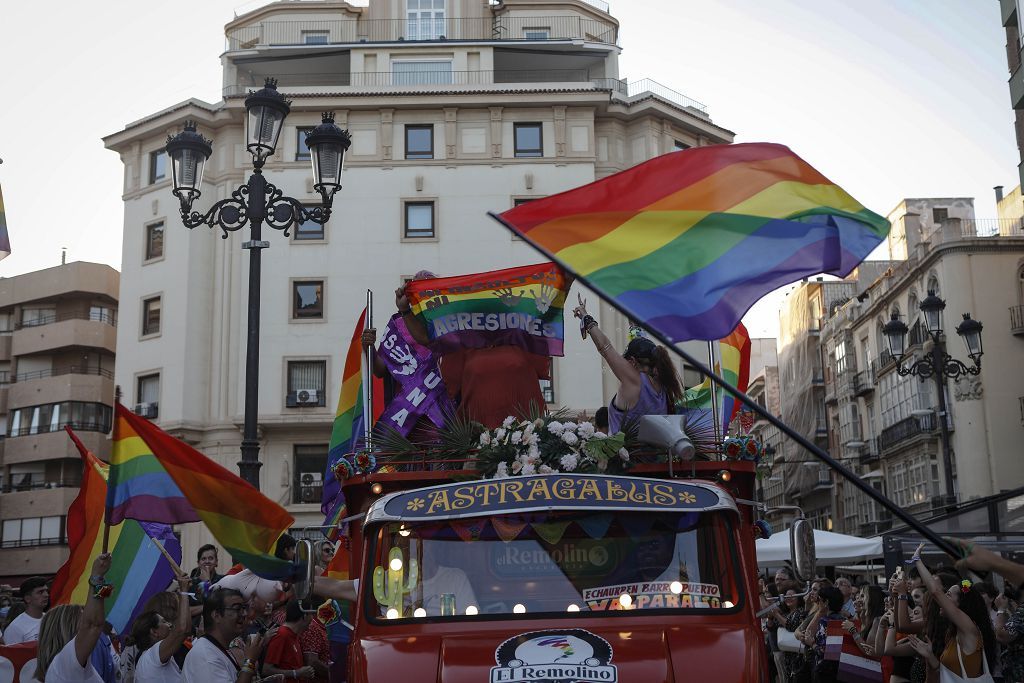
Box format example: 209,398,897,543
223,70,709,117
1011,305,1024,336
0,483,80,520
857,438,880,466
225,15,618,52
879,413,935,453
12,313,117,357
8,367,114,410
854,364,876,396
958,218,1024,238
0,545,69,581
3,426,107,466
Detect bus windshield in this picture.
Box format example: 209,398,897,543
366,509,742,621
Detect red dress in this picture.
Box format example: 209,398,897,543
440,346,550,428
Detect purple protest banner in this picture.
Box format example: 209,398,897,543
376,313,452,436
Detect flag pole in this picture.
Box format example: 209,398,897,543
486,210,960,560
150,537,184,576
707,341,722,445
363,289,373,451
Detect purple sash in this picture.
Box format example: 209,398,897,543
377,314,451,436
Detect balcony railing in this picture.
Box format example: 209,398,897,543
957,218,1024,238
879,413,935,451
16,311,117,330
1,479,82,494
854,364,876,395
1011,305,1024,336
9,421,110,438
12,365,114,383
224,71,708,116
225,15,618,51
858,438,880,465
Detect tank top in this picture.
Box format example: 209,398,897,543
939,634,984,678
608,373,667,434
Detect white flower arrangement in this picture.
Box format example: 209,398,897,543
476,413,629,479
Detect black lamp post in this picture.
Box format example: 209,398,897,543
164,78,351,489
882,290,983,509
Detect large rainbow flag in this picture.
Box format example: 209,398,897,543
679,322,751,434
492,143,888,342
52,429,181,634
404,263,568,355
106,404,295,578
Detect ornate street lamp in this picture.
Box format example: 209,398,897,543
164,78,352,489
881,290,983,509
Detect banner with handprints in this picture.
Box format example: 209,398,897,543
404,262,568,356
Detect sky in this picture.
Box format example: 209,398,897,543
0,0,1017,338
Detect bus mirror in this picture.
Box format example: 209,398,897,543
293,539,316,609
789,518,816,582
637,415,696,461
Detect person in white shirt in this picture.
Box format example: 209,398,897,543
34,553,112,682
3,576,49,644
131,572,192,682
182,588,276,683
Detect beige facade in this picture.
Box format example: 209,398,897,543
781,195,1024,535
0,261,119,583
104,0,734,565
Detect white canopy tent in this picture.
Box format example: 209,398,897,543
756,529,883,568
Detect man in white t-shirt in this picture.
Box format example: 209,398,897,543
183,588,275,683
2,576,48,644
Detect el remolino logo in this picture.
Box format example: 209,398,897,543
490,629,617,682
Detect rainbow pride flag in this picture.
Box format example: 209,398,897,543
404,263,568,355
492,143,888,342
322,307,367,526
107,404,295,578
52,428,181,634
0,184,11,261
679,322,751,434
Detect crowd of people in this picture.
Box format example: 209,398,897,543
0,537,342,683
760,538,1024,683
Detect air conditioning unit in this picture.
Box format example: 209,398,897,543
295,389,320,406
133,402,159,419
299,471,323,503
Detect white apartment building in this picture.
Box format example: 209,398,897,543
813,195,1024,535
103,0,734,560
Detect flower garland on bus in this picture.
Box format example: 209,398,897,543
475,415,630,479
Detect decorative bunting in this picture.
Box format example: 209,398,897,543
451,519,488,543
576,513,614,540
532,520,571,545
491,517,528,542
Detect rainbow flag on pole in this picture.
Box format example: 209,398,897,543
0,184,11,261
107,404,295,578
680,322,751,434
322,307,386,538
404,263,568,355
492,143,888,342
51,429,181,634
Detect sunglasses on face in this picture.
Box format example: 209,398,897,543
220,604,246,614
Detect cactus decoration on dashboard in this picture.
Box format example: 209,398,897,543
372,546,419,617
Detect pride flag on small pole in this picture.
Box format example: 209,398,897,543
0,183,12,261
321,304,383,541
